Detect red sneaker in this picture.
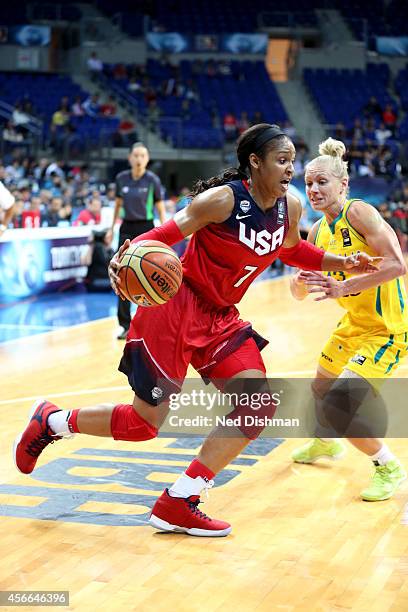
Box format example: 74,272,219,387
149,489,232,537
13,399,63,474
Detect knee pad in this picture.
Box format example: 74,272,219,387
225,377,278,440
321,378,387,438
111,404,158,441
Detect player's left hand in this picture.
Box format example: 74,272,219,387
298,270,345,301
108,239,131,300
344,251,383,273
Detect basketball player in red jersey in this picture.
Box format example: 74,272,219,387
14,124,379,536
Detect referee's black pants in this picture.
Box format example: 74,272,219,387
117,219,154,330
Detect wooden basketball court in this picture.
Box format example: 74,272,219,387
1,276,408,611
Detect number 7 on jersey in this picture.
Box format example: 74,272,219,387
234,265,258,288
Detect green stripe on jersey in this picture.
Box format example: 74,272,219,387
374,334,394,364
146,184,154,221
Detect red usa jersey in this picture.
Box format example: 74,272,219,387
181,180,289,307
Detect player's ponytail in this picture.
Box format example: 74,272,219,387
307,137,349,180
190,167,248,196
190,123,291,196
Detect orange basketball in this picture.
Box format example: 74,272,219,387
118,240,183,307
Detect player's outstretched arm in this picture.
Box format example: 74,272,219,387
290,220,320,301
302,201,407,300
280,194,381,273
108,186,234,298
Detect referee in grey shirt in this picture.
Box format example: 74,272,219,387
109,142,166,339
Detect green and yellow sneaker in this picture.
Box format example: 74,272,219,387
360,459,407,501
292,438,346,464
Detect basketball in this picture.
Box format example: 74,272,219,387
118,240,183,307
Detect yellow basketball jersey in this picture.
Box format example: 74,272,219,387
314,199,408,334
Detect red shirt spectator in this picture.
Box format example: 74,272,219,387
113,63,128,80
100,96,117,117
22,210,41,228
223,112,237,140
382,104,397,129
74,197,101,226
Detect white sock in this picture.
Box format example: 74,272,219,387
48,410,72,435
369,444,395,466
169,473,208,498
318,438,337,443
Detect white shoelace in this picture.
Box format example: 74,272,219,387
202,479,215,500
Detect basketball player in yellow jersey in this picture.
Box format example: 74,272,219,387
291,137,407,501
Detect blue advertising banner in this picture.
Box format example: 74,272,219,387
0,25,51,46
221,33,268,54
146,32,192,53
376,37,408,57
147,32,268,54
0,228,90,300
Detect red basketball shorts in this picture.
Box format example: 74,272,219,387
118,281,268,405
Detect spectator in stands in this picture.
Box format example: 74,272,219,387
185,80,199,102
87,51,103,78
363,96,382,120
41,196,61,227
349,118,364,141
71,96,85,117
105,184,116,208
251,111,265,126
358,149,375,177
334,122,347,141
115,115,138,146
347,137,364,174
364,118,376,146
128,77,142,93
74,196,102,226
4,159,24,184
100,95,117,117
39,189,52,210
11,102,30,135
2,121,23,145
373,145,397,179
11,198,24,228
33,158,48,185
51,105,70,128
382,104,397,135
21,196,43,229
219,60,232,76
144,85,157,105
237,111,250,135
45,160,65,180
375,122,392,146
83,94,100,117
223,111,237,141
113,63,128,81
42,196,71,227
389,181,408,206
44,173,64,198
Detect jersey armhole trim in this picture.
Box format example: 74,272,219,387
345,199,368,245
313,218,324,245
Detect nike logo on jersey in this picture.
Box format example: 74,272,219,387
236,213,251,220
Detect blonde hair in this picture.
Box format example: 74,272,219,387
306,137,349,180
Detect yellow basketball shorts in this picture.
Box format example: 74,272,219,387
318,322,408,382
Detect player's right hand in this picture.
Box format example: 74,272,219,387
108,239,131,299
